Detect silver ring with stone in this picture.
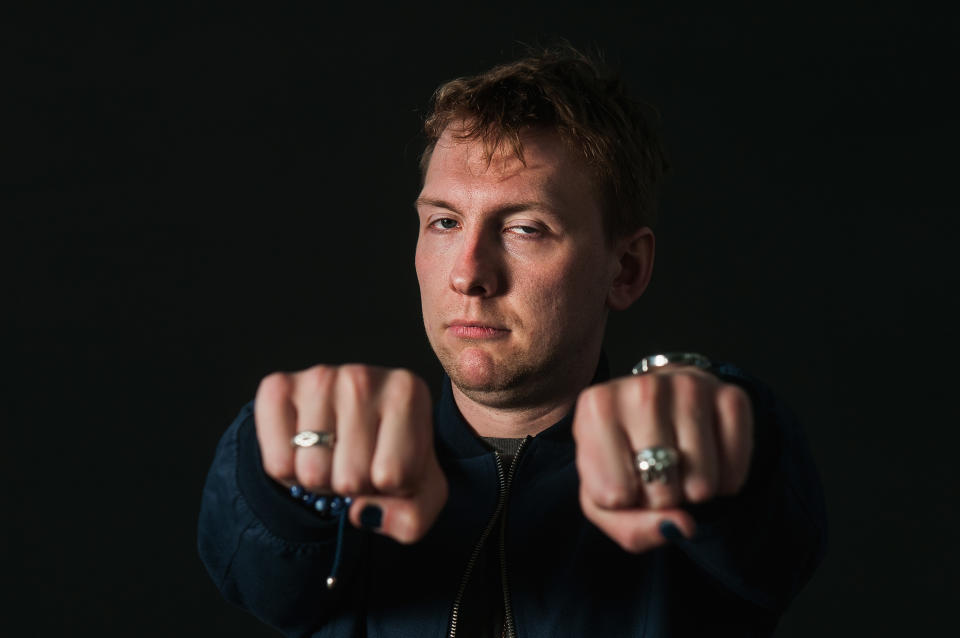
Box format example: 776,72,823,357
635,446,679,484
291,430,336,449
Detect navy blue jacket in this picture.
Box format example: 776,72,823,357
198,359,826,637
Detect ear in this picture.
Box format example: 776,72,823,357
606,227,655,311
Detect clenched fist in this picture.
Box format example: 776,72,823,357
573,366,754,553
254,365,448,544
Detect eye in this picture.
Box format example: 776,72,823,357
506,224,541,237
429,218,459,230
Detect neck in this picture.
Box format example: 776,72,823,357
452,384,578,438
450,352,602,438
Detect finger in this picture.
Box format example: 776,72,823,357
330,366,379,495
291,367,338,492
619,377,681,509
370,370,431,496
349,456,449,544
254,372,298,485
671,375,719,504
573,385,640,510
580,484,696,554
715,385,754,494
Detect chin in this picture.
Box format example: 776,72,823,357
450,347,506,390
441,345,548,408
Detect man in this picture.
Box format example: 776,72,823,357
198,47,826,637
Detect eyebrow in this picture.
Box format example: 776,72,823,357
414,196,555,218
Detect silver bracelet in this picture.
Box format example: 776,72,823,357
631,352,712,375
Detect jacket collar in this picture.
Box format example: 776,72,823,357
434,352,611,460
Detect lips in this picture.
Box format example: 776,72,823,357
447,320,509,340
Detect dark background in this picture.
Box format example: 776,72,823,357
7,3,958,636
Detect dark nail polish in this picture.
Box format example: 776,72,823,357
659,520,684,541
360,505,383,530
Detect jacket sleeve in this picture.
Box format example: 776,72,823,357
667,362,828,614
197,402,367,636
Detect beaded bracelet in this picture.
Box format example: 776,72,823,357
288,485,353,519
287,486,352,588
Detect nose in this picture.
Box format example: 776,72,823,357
449,228,502,297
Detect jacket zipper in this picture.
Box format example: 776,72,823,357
448,437,530,638
499,436,529,638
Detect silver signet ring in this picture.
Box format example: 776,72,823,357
291,430,336,449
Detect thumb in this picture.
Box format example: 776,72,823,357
349,466,448,544
581,485,696,553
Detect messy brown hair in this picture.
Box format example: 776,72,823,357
420,45,668,239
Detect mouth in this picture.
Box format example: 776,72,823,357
447,320,510,340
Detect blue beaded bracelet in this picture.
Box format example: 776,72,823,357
288,485,353,519
288,485,353,588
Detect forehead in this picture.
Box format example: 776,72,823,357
420,127,600,217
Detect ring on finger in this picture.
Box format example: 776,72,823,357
291,430,336,449
635,446,679,484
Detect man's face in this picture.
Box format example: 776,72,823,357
415,126,621,408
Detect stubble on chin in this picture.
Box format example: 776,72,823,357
435,341,554,409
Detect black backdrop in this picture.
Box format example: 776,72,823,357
7,3,958,636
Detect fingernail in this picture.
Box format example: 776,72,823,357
360,505,383,530
659,520,686,542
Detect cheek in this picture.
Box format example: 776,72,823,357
415,236,453,286
415,246,438,295
415,252,433,314
414,242,427,283
518,263,586,322
416,244,450,334
524,255,609,321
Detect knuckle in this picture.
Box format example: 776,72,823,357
577,385,612,421
257,372,292,404
684,476,716,504
370,460,413,494
636,374,663,403
574,386,596,415
571,410,595,440
626,376,646,404
299,365,336,394
718,384,751,417
386,368,423,395
670,373,700,399
383,369,428,410
262,454,294,482
331,467,370,495
338,365,378,401
594,482,635,509
571,415,584,439
296,464,327,491
330,476,359,495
